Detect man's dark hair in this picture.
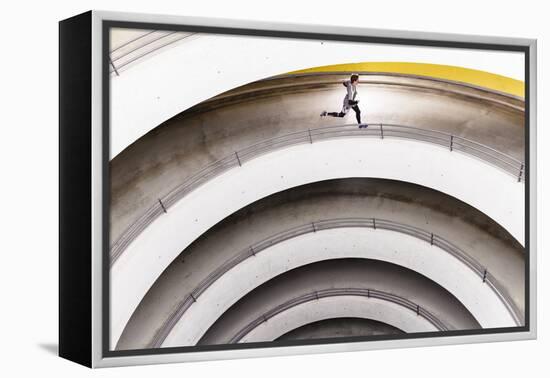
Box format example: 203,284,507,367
350,74,359,83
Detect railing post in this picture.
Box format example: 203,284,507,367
312,222,317,233
430,233,434,246
249,246,256,256
367,289,370,298
380,124,384,139
109,57,120,76
315,291,320,301
158,198,167,214
518,163,524,182
416,304,420,315
235,151,242,167
482,269,488,283
450,135,454,151
189,293,197,303
308,128,313,144
373,218,377,230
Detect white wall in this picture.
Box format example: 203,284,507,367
111,138,524,347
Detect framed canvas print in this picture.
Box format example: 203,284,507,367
59,10,537,368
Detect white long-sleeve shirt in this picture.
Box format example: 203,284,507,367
341,80,358,113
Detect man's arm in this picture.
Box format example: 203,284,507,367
345,80,354,100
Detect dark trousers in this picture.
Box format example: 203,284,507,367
327,105,361,124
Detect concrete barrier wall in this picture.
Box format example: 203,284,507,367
117,179,521,350
110,138,523,348
239,296,438,343
275,318,403,341
110,75,524,244
162,228,514,347
199,259,479,346
109,33,523,158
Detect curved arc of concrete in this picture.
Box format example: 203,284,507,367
151,220,518,348
110,32,523,158
234,291,442,344
110,31,198,75
203,73,524,112
150,219,470,347
110,138,524,348
160,227,518,347
286,62,525,98
275,317,405,341
110,123,524,264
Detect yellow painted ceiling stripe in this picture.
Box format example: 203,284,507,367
288,62,524,98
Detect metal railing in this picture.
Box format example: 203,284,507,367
110,123,525,265
147,217,523,348
109,31,197,75
228,287,449,343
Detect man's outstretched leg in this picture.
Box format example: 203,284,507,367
321,111,345,118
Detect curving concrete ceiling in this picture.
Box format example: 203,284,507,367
110,74,524,255
110,137,523,348
198,259,479,346
160,226,516,347
115,179,522,350
108,28,524,157
107,39,525,351
275,318,404,341
238,296,439,343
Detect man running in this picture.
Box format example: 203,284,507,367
320,73,367,128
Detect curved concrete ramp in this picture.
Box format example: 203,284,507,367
109,50,525,351
116,178,523,350
110,73,524,248
110,138,523,348
276,318,404,341
238,295,439,343
160,227,515,347
109,29,524,157
198,259,478,346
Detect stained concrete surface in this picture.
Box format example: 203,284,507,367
110,74,524,248
276,318,404,341
198,259,480,345
116,178,522,350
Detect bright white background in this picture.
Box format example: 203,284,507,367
0,0,546,376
